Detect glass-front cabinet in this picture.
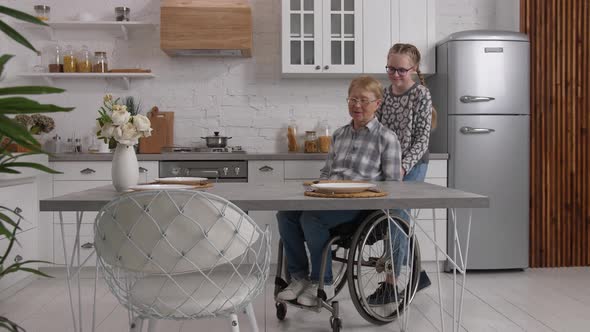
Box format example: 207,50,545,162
282,0,363,74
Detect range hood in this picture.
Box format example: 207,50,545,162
161,0,252,57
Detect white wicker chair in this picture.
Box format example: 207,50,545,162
94,190,271,332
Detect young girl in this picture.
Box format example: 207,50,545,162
367,43,436,305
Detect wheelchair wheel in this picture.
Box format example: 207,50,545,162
347,211,421,325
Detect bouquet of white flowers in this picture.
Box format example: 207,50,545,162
96,94,152,146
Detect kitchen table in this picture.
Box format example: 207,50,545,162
40,181,488,332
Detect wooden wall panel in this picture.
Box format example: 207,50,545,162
521,0,590,267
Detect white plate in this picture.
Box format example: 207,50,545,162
128,184,195,191
310,183,376,194
154,177,208,184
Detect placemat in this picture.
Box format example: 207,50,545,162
304,190,388,198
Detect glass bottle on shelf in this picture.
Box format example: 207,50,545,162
33,5,50,21
287,118,299,152
304,131,318,153
47,45,63,73
62,45,77,73
76,45,91,73
93,51,108,73
319,120,331,153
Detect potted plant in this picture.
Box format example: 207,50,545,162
0,5,74,331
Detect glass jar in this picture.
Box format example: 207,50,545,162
304,131,318,153
34,5,50,21
76,45,91,72
93,52,108,73
115,6,130,21
63,45,77,73
319,120,331,153
47,45,63,73
287,119,299,152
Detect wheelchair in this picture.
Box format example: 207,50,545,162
273,210,421,332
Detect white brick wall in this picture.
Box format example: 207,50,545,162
1,0,518,152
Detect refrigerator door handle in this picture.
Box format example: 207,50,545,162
460,95,496,103
460,126,496,134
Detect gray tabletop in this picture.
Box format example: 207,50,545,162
40,181,488,212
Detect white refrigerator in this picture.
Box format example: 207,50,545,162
430,30,530,270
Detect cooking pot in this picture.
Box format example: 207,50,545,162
201,131,232,148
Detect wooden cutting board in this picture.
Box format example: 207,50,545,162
139,107,174,154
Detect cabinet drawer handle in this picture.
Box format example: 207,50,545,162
14,255,23,263
259,165,274,172
138,167,148,173
324,65,329,70
81,242,94,249
80,168,96,175
14,207,22,214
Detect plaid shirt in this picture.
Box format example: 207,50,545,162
320,117,402,181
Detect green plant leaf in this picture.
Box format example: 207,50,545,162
0,6,49,26
0,86,66,96
0,20,39,54
0,54,15,77
0,162,62,174
0,167,20,174
0,97,75,114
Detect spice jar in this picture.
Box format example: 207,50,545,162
304,131,318,153
47,45,63,73
63,45,77,73
76,45,91,72
34,5,50,21
287,119,299,152
93,52,108,73
319,120,331,153
115,6,130,21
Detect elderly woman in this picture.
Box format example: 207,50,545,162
276,75,403,306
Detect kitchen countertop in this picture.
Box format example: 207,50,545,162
48,152,449,161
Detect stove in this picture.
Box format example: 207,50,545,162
161,146,246,153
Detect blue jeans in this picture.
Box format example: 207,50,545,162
391,161,429,276
277,210,363,284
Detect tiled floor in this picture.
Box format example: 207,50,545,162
1,267,589,332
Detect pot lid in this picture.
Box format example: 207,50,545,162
202,131,232,139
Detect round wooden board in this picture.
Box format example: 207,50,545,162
304,190,388,198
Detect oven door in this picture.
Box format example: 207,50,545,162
159,161,248,182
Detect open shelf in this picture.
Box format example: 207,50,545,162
18,72,155,90
20,21,156,40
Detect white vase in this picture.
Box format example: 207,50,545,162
111,144,139,192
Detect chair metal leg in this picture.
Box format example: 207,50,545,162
244,303,259,332
147,319,158,332
130,316,143,332
229,313,240,332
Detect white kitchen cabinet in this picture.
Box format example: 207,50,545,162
282,0,363,75
0,181,38,297
247,161,285,264
396,0,436,74
284,0,436,76
48,160,159,266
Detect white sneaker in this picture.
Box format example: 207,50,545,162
277,279,310,301
297,283,334,306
